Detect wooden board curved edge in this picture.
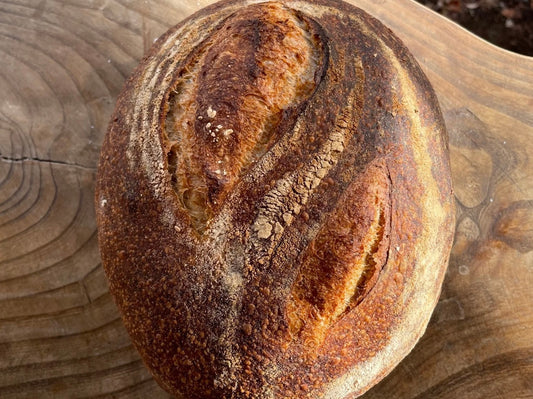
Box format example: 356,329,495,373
0,0,532,398
353,0,533,117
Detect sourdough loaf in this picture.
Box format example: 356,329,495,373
95,0,455,397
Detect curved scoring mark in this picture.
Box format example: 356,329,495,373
287,160,391,348
162,1,324,233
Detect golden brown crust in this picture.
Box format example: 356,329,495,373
95,0,455,398
164,2,324,233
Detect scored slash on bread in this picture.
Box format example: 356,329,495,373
95,0,455,397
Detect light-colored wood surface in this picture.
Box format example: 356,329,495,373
0,0,532,398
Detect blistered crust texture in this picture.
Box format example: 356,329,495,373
95,0,455,398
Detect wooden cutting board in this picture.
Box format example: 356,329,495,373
0,0,532,397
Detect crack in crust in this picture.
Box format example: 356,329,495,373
286,160,391,348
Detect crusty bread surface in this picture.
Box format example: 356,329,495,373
95,0,455,397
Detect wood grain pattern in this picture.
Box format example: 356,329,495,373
0,0,531,398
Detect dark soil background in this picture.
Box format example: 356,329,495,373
415,0,533,56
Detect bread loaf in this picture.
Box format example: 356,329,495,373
95,0,455,397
